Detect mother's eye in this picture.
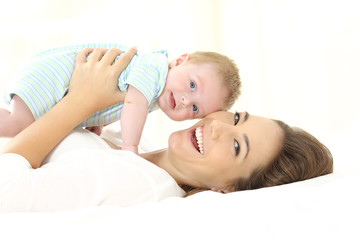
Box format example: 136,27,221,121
234,139,240,156
234,112,240,125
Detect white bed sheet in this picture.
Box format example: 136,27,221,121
0,173,358,240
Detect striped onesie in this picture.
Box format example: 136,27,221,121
4,43,168,127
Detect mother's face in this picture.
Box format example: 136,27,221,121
168,111,284,192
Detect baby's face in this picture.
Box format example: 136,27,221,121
157,62,227,121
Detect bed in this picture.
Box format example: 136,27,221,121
0,112,359,240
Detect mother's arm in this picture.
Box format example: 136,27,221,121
0,47,137,168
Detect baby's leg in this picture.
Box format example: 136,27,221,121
0,95,35,137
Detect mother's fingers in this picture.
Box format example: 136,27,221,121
75,48,94,64
101,48,123,66
112,47,137,75
87,48,108,63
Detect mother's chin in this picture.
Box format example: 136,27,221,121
167,129,183,151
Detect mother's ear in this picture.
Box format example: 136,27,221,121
211,188,225,194
211,185,235,194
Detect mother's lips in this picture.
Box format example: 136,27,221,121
169,92,176,109
189,127,204,154
191,129,200,153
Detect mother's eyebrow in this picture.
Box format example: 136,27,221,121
243,133,250,159
243,111,249,123
242,112,250,159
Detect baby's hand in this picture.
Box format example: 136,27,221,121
121,145,139,155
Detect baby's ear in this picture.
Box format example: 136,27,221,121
175,53,190,66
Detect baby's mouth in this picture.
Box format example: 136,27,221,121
169,92,176,109
191,126,204,154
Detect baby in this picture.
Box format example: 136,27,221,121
1,43,241,154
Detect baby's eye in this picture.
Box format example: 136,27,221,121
190,80,196,91
192,104,199,114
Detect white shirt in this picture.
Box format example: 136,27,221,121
0,129,184,212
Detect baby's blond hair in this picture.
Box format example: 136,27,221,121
187,51,241,110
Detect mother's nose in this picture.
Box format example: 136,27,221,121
209,120,227,139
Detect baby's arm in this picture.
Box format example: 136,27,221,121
120,85,148,154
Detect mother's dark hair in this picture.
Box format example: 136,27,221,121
234,120,333,191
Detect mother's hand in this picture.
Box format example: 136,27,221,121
67,47,137,114
0,47,136,168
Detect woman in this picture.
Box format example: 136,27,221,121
0,48,333,212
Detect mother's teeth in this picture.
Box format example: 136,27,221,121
195,127,204,154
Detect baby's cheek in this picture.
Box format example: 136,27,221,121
166,111,187,121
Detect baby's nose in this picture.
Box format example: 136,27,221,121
181,95,190,107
